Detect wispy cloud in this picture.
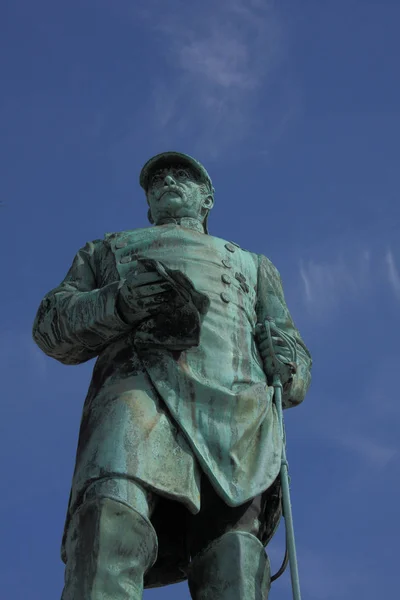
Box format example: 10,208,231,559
133,0,296,159
303,372,399,473
385,249,400,299
299,250,371,314
300,247,400,315
308,407,398,471
328,430,396,469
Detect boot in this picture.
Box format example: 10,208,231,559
187,531,271,600
61,497,158,600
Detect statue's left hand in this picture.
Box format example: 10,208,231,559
255,320,297,387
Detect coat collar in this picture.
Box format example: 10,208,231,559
156,217,205,234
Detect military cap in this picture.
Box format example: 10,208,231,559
139,151,213,192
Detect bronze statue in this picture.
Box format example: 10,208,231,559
33,152,312,599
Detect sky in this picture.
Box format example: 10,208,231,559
1,0,399,598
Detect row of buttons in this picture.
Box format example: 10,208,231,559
220,243,238,303
220,242,250,302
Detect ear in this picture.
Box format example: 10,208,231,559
147,208,155,224
203,195,214,210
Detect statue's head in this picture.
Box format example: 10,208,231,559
140,152,215,233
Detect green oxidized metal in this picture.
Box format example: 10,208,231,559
33,151,312,598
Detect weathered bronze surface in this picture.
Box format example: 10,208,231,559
33,151,312,599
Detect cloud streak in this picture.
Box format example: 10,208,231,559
134,0,295,159
299,250,371,314
328,429,397,469
303,372,399,473
309,409,398,471
300,247,400,315
385,249,400,299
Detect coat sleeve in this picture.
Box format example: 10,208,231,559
32,240,131,365
256,254,312,409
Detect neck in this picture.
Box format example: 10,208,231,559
155,216,205,234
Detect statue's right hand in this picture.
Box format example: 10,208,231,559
117,270,179,325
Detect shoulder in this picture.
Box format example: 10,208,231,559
73,238,104,259
253,254,283,289
258,254,280,274
208,233,257,258
104,227,146,241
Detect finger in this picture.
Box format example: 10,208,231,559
156,297,186,313
141,292,183,309
258,339,273,352
255,330,267,344
258,335,284,347
271,336,286,346
131,282,173,298
276,354,292,364
265,319,279,333
141,297,170,309
275,352,292,364
140,293,174,307
269,323,294,349
127,271,166,286
257,322,285,339
275,328,297,354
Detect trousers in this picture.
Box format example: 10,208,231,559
61,472,279,599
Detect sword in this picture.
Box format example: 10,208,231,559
264,318,302,600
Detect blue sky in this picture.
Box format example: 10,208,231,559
1,0,399,598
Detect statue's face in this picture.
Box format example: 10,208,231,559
146,164,213,224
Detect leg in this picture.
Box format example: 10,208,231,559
61,477,158,600
186,474,279,599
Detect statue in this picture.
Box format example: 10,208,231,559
32,152,312,599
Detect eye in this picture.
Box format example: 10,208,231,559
151,173,163,185
176,169,189,180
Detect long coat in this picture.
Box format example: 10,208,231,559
32,221,312,587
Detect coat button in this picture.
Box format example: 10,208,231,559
222,259,232,268
225,243,235,253
120,256,132,264
221,274,231,284
115,241,127,249
220,292,231,303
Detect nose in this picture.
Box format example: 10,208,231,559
164,174,176,186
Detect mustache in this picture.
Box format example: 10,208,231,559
157,185,184,201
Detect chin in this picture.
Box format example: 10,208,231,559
157,201,186,217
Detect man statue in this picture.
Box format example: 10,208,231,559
33,152,312,600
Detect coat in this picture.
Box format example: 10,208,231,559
32,221,312,587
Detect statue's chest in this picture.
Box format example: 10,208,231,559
104,226,258,312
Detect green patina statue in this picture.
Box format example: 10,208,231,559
33,152,312,600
